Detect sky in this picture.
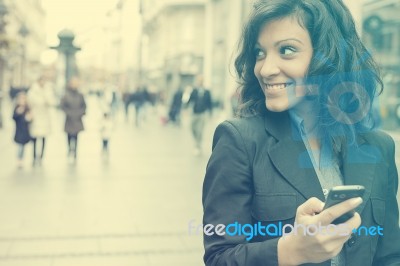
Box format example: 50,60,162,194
42,0,118,45
40,0,120,66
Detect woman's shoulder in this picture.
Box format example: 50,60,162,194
218,115,264,131
360,129,396,156
213,115,266,143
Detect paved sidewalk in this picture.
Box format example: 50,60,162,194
0,96,221,266
1,96,399,265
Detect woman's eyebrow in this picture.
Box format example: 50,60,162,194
275,38,304,46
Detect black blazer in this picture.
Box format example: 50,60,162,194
203,111,400,266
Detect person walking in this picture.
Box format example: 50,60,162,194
12,92,32,168
188,75,212,155
168,86,184,126
130,86,149,128
27,75,56,166
60,76,86,163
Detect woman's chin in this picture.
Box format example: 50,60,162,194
265,101,289,113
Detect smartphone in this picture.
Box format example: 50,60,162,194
323,185,365,224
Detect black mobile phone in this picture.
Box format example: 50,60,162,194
323,185,365,224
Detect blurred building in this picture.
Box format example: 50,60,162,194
205,0,251,108
97,0,141,93
141,0,205,94
3,0,46,91
139,0,369,110
362,0,400,128
140,0,250,105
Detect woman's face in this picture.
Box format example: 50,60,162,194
254,16,313,112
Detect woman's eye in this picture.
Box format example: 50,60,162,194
254,49,265,60
280,46,296,56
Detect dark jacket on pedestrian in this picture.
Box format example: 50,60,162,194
61,89,86,134
169,89,183,121
188,87,212,114
130,88,149,109
12,106,31,144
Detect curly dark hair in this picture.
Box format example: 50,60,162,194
234,0,383,144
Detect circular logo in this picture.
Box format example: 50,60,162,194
327,82,371,125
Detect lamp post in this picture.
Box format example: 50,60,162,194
18,24,29,87
50,29,81,89
0,0,8,129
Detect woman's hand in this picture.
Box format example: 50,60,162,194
278,197,362,266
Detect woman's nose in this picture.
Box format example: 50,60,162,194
259,56,280,78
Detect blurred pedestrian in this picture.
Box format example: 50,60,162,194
130,86,149,127
122,91,131,121
167,86,184,125
100,84,118,116
187,75,213,155
27,75,56,166
100,112,113,157
60,76,86,163
12,92,32,168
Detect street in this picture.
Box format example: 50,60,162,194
0,96,399,266
0,96,218,266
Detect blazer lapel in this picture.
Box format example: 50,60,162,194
264,111,325,201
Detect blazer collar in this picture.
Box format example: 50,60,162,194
263,111,376,212
264,111,325,201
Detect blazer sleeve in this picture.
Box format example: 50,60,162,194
202,121,280,266
373,135,400,265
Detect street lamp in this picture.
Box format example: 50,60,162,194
50,29,81,88
18,24,29,87
0,0,8,129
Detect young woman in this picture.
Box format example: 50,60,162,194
202,0,400,265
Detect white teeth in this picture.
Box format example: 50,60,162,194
266,83,290,90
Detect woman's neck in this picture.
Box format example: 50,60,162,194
291,99,319,137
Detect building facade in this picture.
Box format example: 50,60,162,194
3,0,46,90
362,0,400,128
141,0,206,95
140,0,249,105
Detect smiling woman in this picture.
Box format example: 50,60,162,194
202,0,400,265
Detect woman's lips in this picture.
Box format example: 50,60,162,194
263,83,293,97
